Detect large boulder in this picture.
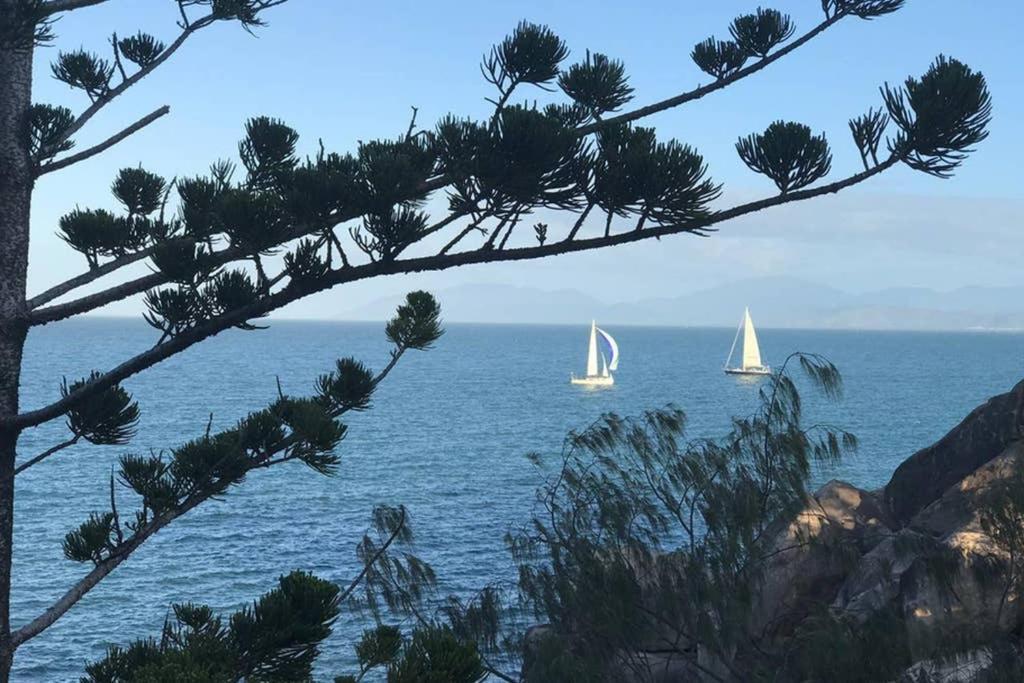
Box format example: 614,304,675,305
884,379,1024,525
751,480,895,641
836,442,1024,661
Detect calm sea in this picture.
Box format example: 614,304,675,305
11,318,1023,681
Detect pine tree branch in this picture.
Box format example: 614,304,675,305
27,172,453,318
9,355,404,648
11,156,897,431
53,23,203,152
14,435,80,475
9,492,203,649
575,11,846,136
35,106,170,177
27,248,156,310
31,5,847,309
41,0,110,13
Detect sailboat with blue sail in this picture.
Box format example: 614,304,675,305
571,321,619,386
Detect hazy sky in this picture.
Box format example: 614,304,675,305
28,1,1023,318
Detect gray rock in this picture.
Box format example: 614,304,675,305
884,379,1024,525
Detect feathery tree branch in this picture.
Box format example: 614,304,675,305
10,319,423,647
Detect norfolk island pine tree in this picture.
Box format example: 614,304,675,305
0,0,992,679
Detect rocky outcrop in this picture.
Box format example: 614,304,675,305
750,380,1024,680
751,480,895,641
835,442,1024,660
525,380,1024,682
884,379,1024,525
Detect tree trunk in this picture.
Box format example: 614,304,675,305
0,8,35,679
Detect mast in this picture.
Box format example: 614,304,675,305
586,320,599,377
724,314,744,369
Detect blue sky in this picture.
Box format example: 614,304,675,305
29,1,1023,316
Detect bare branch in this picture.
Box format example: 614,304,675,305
14,435,80,475
27,248,155,310
55,27,197,150
36,106,170,177
11,156,896,432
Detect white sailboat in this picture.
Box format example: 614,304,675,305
724,307,771,376
571,321,619,386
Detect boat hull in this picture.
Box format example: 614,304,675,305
571,374,615,386
724,367,772,376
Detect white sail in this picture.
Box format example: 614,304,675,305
741,307,763,370
596,327,619,371
586,321,599,377
600,353,609,377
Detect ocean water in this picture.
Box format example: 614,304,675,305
10,318,1024,681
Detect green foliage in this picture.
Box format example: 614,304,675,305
355,505,438,618
239,116,300,191
558,51,634,119
483,21,569,95
52,49,113,100
729,8,795,58
355,625,403,672
385,291,443,351
823,0,906,20
737,120,832,193
283,238,330,284
593,124,720,227
511,354,856,680
117,32,165,68
177,174,228,239
284,150,360,224
149,240,209,286
978,460,1024,632
691,37,748,79
82,571,339,682
316,357,376,413
786,607,912,682
27,104,75,162
63,512,116,564
883,55,992,178
355,206,429,261
850,106,890,168
387,626,485,683
61,371,140,445
58,209,140,268
441,587,507,656
69,296,442,568
112,167,167,217
270,396,346,474
231,571,340,680
143,286,204,337
356,137,435,214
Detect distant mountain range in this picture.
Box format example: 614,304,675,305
336,277,1024,331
